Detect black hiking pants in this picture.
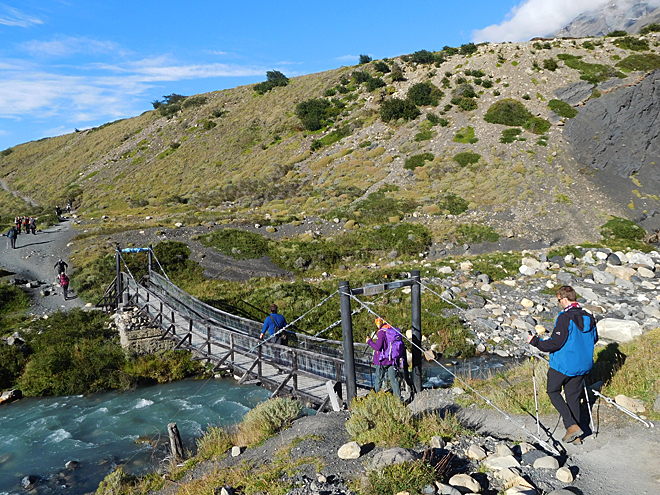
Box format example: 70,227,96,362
547,367,585,429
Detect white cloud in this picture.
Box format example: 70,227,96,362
472,0,611,42
335,54,357,62
20,36,122,58
0,4,42,27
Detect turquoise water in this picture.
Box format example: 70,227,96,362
0,378,271,495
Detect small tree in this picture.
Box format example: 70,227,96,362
359,54,373,65
380,98,420,123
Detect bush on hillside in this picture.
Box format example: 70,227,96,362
600,217,646,241
353,70,372,83
455,97,478,111
152,93,186,118
346,391,414,446
455,223,499,244
241,398,302,442
295,98,332,131
557,53,623,84
410,50,435,64
548,99,578,118
359,54,373,65
253,71,290,95
438,193,469,215
460,43,478,55
500,128,523,143
182,95,208,109
523,116,551,135
613,36,649,52
373,60,390,73
365,77,387,92
616,53,660,71
543,58,559,71
451,83,477,99
0,344,27,390
453,152,481,167
380,98,420,123
407,82,443,106
640,23,660,35
201,229,272,259
606,30,628,37
404,152,434,170
483,98,533,126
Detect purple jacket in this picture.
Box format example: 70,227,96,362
367,327,394,366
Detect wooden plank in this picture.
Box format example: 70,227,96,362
238,356,261,385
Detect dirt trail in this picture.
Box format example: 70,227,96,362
0,217,86,315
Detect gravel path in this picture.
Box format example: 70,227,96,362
0,217,86,316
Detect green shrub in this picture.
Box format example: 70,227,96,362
460,43,477,55
241,398,302,443
201,229,272,259
380,98,421,123
346,391,415,446
481,79,493,88
452,151,481,167
601,217,646,241
374,60,390,73
452,83,477,98
407,82,443,106
152,93,186,118
196,425,233,460
410,50,435,64
522,94,531,100
438,192,469,215
0,148,13,157
616,53,660,71
548,99,578,118
456,97,478,111
365,461,438,495
472,252,522,281
0,344,27,390
404,152,434,170
360,54,373,64
310,125,352,150
0,284,30,319
366,77,387,92
606,30,628,37
414,130,433,142
523,116,551,134
543,58,558,71
324,88,337,97
500,127,523,143
557,54,623,84
455,223,499,243
353,70,372,83
484,98,533,126
295,98,336,131
426,113,441,125
613,36,649,52
253,71,290,95
639,23,660,35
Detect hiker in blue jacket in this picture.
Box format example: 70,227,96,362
367,317,402,398
261,304,287,345
527,285,598,444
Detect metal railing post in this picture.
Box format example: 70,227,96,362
339,281,357,405
411,270,422,393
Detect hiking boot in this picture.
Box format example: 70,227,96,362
562,424,583,443
572,437,583,445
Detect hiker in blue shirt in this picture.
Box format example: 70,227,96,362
261,304,287,345
527,285,598,444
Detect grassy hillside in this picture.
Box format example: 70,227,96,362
2,35,660,245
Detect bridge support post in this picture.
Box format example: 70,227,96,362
339,281,357,405
411,270,422,393
115,245,122,308
148,244,153,277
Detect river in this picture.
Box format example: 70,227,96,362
0,378,271,495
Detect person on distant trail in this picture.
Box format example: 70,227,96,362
59,272,69,300
55,206,62,219
66,200,72,214
527,285,598,444
15,216,21,234
260,303,288,345
5,225,17,249
366,317,404,398
29,217,36,235
54,258,68,278
22,216,29,233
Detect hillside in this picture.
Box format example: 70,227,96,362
3,34,660,250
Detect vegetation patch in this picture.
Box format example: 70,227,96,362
364,461,440,495
310,125,352,151
471,251,522,281
454,223,498,244
452,127,477,144
522,116,551,135
405,152,434,170
548,99,578,118
600,216,645,242
438,193,469,215
452,152,481,167
295,98,344,131
616,53,660,72
612,36,650,52
201,229,272,259
380,98,421,123
484,98,533,126
253,71,290,95
557,54,624,85
407,82,444,106
500,128,523,143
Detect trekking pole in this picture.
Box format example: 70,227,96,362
531,354,540,436
590,389,654,428
583,380,596,437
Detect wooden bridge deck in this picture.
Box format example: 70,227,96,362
119,274,373,410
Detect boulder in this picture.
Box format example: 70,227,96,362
556,272,575,285
637,267,655,278
231,446,242,457
597,318,642,343
519,265,537,276
448,474,481,493
483,455,520,470
615,278,634,290
533,456,560,469
438,266,453,274
338,441,361,459
466,444,487,461
522,257,541,270
556,466,574,483
0,389,22,405
436,483,462,495
606,265,636,281
607,253,622,265
592,270,615,285
519,298,534,309
496,444,514,457
493,467,521,482
430,436,446,449
615,394,646,413
628,252,654,267
460,262,473,271
549,255,565,267
368,448,419,470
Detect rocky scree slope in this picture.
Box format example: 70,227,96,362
1,36,660,247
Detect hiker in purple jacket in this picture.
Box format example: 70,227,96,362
366,317,401,398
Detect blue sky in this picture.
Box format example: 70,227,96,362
0,0,612,150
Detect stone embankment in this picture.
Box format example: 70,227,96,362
111,308,177,355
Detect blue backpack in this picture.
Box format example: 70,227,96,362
379,326,405,365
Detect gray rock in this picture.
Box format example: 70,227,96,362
466,444,487,460
477,274,491,284
65,461,79,470
466,295,486,309
422,484,437,495
534,456,560,470
549,255,566,267
607,253,621,265
388,249,398,259
368,447,418,469
592,270,615,285
556,466,574,483
496,444,514,457
338,441,361,459
483,455,520,470
615,278,634,290
598,318,642,342
448,474,480,493
547,490,576,495
430,436,446,449
557,272,575,285
436,483,462,495
521,449,546,465
554,80,596,105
